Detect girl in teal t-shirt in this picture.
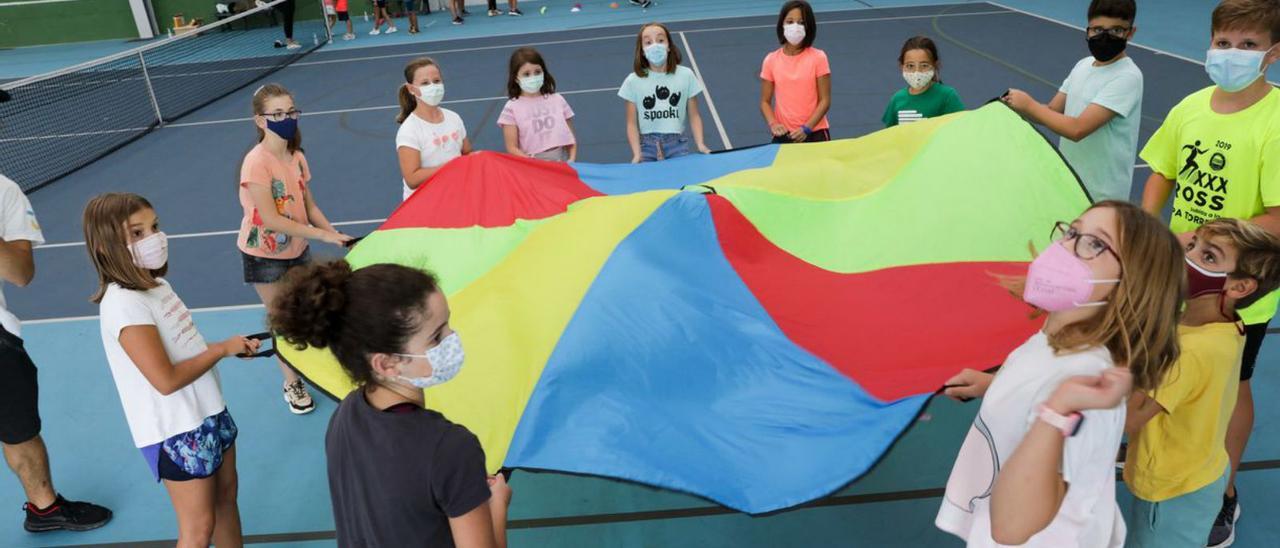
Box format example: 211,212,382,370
882,36,965,127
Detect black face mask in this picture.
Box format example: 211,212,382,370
1087,33,1128,62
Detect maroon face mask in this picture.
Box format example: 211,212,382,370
1185,256,1228,299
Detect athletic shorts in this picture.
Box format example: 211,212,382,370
337,10,350,21
241,247,311,285
1241,321,1268,381
146,409,238,482
0,325,40,445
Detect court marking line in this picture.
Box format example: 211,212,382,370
678,32,733,150
985,1,1278,86
36,218,386,250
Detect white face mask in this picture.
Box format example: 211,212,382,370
394,332,465,389
518,74,544,94
783,23,806,46
130,232,168,270
903,70,935,90
418,83,445,106
644,43,668,68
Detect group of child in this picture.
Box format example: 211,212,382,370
2,0,1279,546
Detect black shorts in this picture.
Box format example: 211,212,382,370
241,247,311,285
337,10,349,21
0,325,41,445
771,129,832,144
1241,321,1268,381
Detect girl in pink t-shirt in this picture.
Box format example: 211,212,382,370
759,0,832,143
237,83,351,415
498,47,578,162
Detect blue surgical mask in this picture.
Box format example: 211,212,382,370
1205,47,1269,92
266,117,298,141
644,43,668,68
394,332,465,389
518,74,544,94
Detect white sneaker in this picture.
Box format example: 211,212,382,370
369,28,381,35
386,26,398,34
342,33,355,40
285,42,301,50
284,380,316,415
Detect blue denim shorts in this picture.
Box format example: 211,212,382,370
640,133,692,162
144,409,238,482
241,247,311,285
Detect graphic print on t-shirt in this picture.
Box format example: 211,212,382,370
943,414,1000,514
246,179,296,255
898,110,924,124
1172,137,1231,226
641,85,684,122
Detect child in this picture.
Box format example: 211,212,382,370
760,0,832,143
1,174,113,534
335,0,354,40
324,0,336,28
881,36,964,127
369,0,397,35
450,0,468,25
619,22,711,162
405,0,420,34
1003,0,1143,202
270,261,512,547
1124,219,1280,547
499,47,578,162
84,193,262,546
397,57,472,201
937,201,1184,547
1137,2,1280,542
238,84,352,414
488,0,521,17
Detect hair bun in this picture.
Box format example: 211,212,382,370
269,260,354,350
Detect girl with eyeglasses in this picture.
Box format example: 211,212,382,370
936,201,1184,547
236,83,351,415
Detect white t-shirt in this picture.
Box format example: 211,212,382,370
99,280,225,448
396,109,466,201
1058,56,1143,202
0,175,44,337
936,332,1126,547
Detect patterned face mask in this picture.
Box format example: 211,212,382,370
394,332,465,389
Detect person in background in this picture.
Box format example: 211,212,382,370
405,0,421,34
760,0,832,143
882,35,964,127
1,173,113,534
499,47,578,162
450,0,470,25
397,57,472,201
488,0,521,17
369,0,397,35
619,22,711,162
1003,0,1143,202
335,0,354,40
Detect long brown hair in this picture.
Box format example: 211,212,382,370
83,193,167,303
1001,201,1184,391
633,23,682,77
398,57,439,124
252,84,302,153
507,47,557,100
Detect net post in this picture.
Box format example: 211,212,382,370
136,51,165,125
318,0,333,43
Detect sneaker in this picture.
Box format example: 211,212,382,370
452,16,463,25
285,41,301,50
342,33,355,40
488,9,500,16
408,28,419,34
386,26,398,34
24,495,112,533
1207,492,1240,547
368,28,381,35
508,8,522,16
284,379,316,415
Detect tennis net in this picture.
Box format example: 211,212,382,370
0,0,330,193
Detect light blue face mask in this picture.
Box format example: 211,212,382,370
518,74,544,94
394,332,465,389
1205,47,1271,92
644,43,669,68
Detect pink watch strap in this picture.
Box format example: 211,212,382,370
1037,404,1083,437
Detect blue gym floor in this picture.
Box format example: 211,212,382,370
3,1,1278,546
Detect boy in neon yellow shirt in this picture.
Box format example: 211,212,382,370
1125,219,1280,547
1138,2,1280,543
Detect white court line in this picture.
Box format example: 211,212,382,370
678,32,732,150
986,1,1278,86
0,0,83,7
23,303,266,326
288,10,1010,69
37,218,386,250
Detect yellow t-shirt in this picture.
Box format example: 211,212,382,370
1141,86,1280,324
1124,322,1243,502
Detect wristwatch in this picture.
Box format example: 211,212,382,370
1037,404,1084,437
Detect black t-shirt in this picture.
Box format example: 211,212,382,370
326,390,491,547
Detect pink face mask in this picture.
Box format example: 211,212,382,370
1023,241,1119,311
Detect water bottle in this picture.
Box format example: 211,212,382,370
313,33,319,46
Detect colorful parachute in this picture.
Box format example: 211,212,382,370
280,103,1090,514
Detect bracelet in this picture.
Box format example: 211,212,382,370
801,125,813,135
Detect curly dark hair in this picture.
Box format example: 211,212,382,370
269,261,440,385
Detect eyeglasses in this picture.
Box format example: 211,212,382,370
1086,26,1130,38
257,109,302,122
1052,221,1119,261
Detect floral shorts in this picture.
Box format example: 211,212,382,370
143,409,238,482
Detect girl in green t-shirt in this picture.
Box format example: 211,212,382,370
882,36,965,127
